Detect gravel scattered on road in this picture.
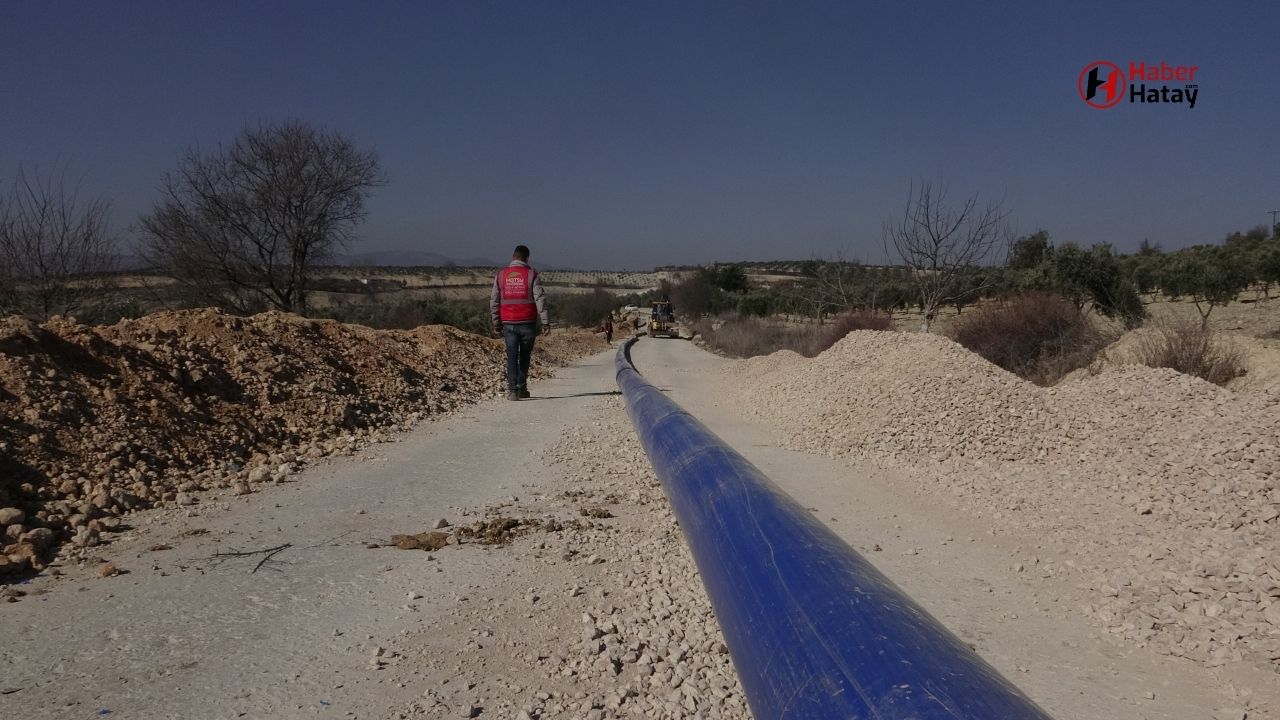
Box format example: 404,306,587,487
394,400,750,720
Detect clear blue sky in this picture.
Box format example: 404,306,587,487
1,1,1276,269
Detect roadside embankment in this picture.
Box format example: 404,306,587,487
0,309,603,574
719,330,1280,677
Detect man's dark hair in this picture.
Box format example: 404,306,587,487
513,245,530,261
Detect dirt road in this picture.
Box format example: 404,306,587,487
1,338,1261,719
1,348,622,718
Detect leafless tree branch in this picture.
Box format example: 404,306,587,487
0,164,117,319
208,542,293,574
883,182,1010,332
139,120,384,315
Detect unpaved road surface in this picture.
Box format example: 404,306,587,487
2,338,1268,719
1,349,622,718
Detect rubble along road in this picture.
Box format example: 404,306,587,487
3,337,1266,719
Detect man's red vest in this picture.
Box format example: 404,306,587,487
497,265,537,323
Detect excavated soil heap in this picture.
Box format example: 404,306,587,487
0,309,603,570
724,330,1280,673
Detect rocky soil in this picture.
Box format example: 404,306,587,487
0,309,604,578
391,401,750,720
718,331,1280,676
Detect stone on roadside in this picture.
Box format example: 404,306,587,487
20,527,54,549
392,531,450,551
73,527,101,548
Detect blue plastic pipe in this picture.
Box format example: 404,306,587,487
615,339,1053,720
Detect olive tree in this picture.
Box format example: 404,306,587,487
1008,230,1052,269
776,254,867,324
140,120,383,315
1162,246,1249,326
1254,240,1280,299
1052,242,1145,327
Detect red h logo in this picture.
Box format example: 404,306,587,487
1078,61,1126,109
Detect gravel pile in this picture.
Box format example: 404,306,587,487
722,330,1280,674
0,309,603,573
396,401,750,720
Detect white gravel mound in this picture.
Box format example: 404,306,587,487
721,330,1280,674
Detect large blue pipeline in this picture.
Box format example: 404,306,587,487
615,338,1053,720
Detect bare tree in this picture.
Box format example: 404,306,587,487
884,183,1010,332
0,165,117,320
776,278,836,324
807,252,868,317
139,120,383,315
768,253,858,325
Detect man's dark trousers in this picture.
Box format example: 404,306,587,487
502,322,537,392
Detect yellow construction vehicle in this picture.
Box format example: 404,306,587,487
648,301,677,338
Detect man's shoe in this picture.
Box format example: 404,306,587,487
505,391,520,401
518,388,530,399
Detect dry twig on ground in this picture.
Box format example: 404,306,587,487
208,542,293,573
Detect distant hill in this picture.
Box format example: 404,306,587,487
329,249,579,270
456,256,509,267
330,250,507,267
115,248,581,271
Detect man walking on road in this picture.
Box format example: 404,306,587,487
491,245,549,400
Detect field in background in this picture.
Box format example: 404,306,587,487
94,266,690,319
93,262,905,314
25,263,1280,394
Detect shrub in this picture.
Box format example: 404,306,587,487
322,295,491,334
554,287,616,327
694,316,802,358
669,275,712,318
948,292,1110,385
83,298,147,326
735,291,774,317
1132,322,1246,386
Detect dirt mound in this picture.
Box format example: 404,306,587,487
0,309,604,571
723,330,1280,674
736,331,1058,463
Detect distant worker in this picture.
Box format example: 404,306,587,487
602,315,614,343
490,245,549,400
